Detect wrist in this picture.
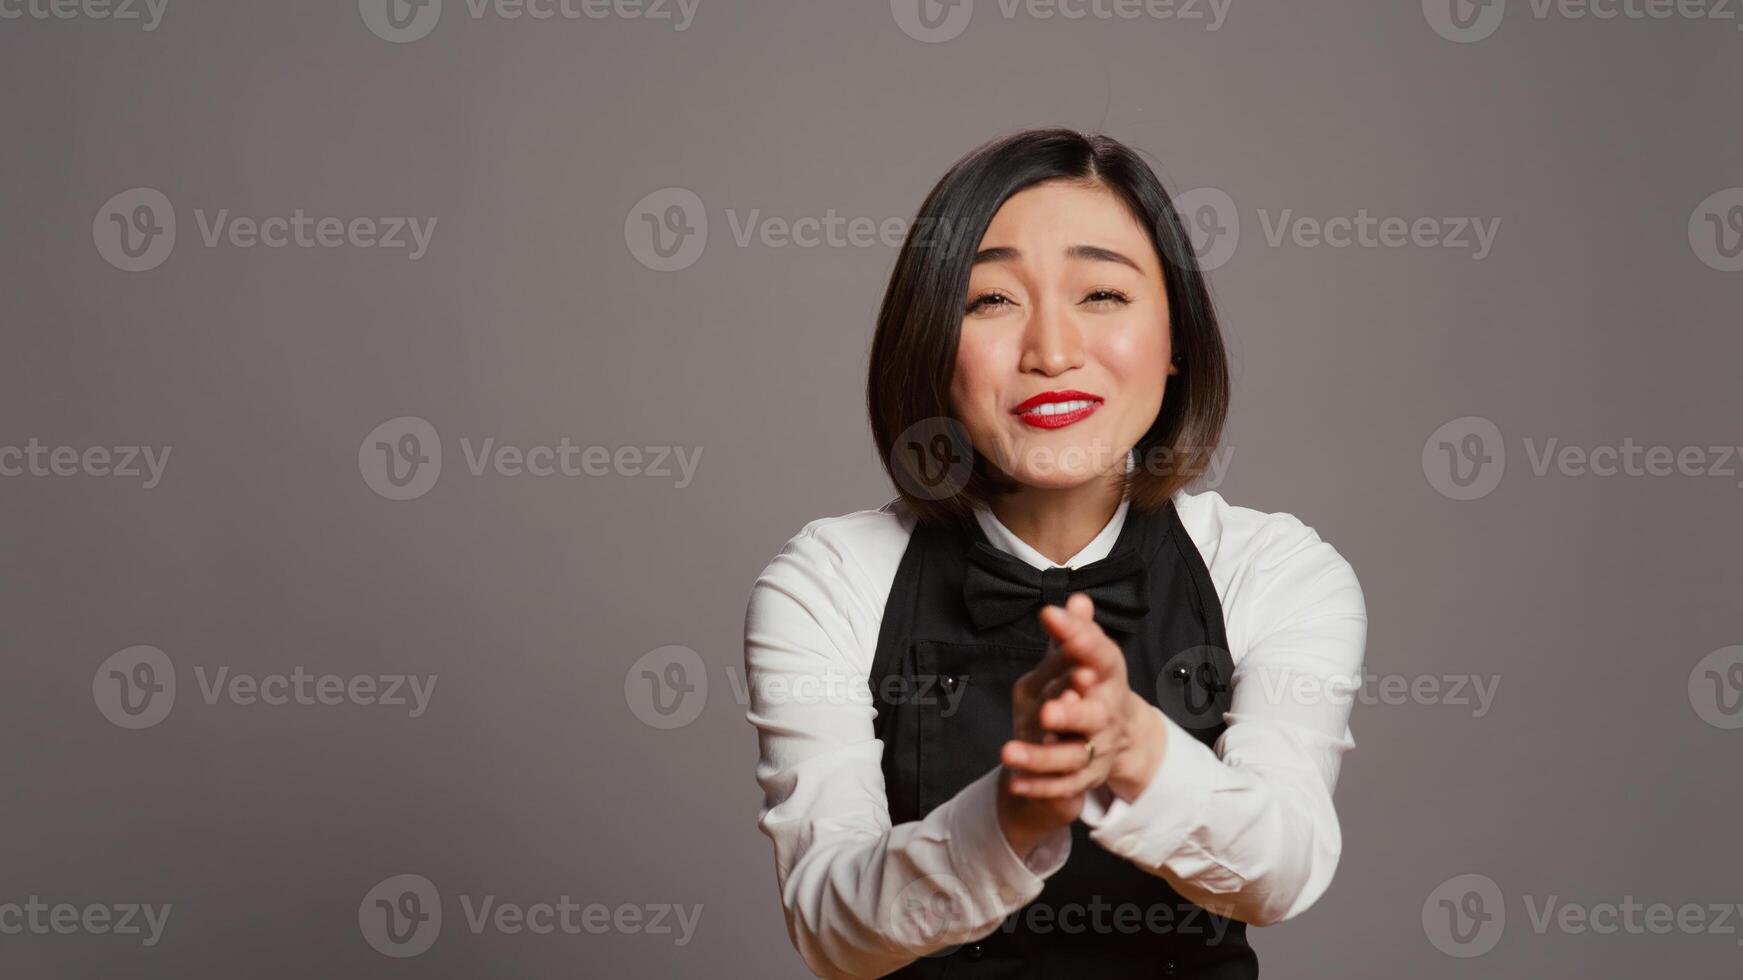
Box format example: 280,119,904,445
995,769,1046,859
1107,694,1165,803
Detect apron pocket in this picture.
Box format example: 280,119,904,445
912,640,1046,815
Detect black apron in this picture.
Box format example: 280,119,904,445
870,498,1258,979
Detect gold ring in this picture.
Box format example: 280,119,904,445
1084,739,1095,765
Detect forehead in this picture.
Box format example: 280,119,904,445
977,180,1152,256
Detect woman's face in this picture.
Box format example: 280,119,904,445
950,179,1174,491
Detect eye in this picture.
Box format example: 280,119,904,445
1083,288,1131,306
965,291,1013,314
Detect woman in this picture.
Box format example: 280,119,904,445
744,129,1367,978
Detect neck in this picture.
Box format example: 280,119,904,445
987,471,1125,566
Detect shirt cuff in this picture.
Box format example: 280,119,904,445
945,767,1071,908
1078,704,1219,868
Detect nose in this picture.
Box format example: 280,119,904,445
1017,297,1085,377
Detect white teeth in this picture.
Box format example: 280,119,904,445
1024,399,1095,416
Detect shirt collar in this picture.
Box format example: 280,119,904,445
971,496,1130,571
967,448,1136,570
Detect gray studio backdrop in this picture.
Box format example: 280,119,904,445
3,1,1740,976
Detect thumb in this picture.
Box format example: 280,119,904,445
1067,591,1095,621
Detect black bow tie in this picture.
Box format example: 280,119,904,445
962,541,1150,634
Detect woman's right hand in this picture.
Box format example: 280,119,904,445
995,648,1086,858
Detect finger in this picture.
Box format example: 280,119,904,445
1001,736,1097,775
1015,683,1076,745
1015,646,1076,699
1037,672,1077,705
1037,598,1124,681
1066,591,1094,622
1039,694,1111,737
1008,765,1103,799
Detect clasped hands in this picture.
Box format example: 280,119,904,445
995,593,1168,859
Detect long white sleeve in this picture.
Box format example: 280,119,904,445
743,511,1072,979
1077,507,1368,925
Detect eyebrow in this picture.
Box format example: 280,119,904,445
971,244,1143,273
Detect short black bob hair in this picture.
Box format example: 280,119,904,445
867,128,1230,528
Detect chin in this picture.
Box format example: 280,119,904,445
1004,466,1104,490
987,431,1127,489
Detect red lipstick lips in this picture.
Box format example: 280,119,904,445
1011,389,1103,429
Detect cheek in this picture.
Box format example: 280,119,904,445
950,326,1006,418
1096,328,1167,388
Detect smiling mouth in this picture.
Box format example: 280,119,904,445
1011,391,1104,430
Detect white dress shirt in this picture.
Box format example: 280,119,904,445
742,488,1368,978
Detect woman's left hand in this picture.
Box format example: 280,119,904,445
1000,592,1168,804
